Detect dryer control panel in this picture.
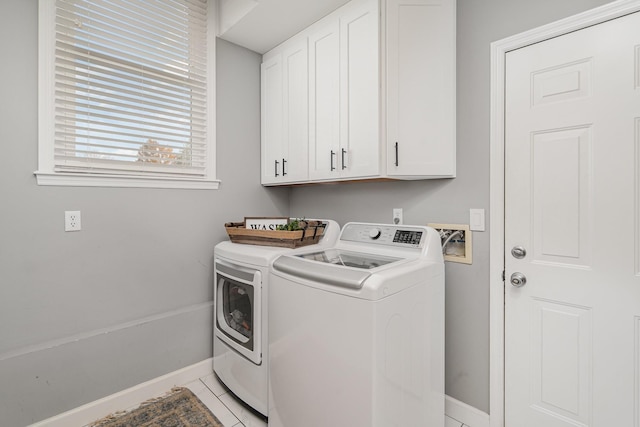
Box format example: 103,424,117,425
339,223,426,248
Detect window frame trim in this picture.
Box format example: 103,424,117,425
36,0,219,190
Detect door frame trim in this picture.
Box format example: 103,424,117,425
489,1,640,426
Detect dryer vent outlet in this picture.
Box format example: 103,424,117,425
427,223,472,264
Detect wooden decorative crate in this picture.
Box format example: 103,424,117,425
224,220,327,248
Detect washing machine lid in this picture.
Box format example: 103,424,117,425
273,249,405,290
296,249,401,270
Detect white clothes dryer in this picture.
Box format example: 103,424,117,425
213,219,340,417
268,222,445,427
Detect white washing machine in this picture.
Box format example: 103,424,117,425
268,222,445,427
213,219,340,417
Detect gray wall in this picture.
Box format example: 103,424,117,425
0,2,287,425
0,0,618,425
289,0,613,413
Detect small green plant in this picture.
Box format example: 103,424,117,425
276,218,306,231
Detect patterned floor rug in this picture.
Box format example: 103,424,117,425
90,387,223,427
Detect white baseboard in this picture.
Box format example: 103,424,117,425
446,395,490,427
28,358,214,427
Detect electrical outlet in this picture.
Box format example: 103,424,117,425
393,208,403,225
65,211,82,232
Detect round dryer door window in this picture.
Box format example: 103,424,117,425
214,260,263,365
220,278,253,344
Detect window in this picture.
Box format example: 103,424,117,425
37,0,218,189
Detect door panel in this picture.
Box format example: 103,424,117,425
531,58,592,106
531,127,591,266
530,299,592,425
637,117,640,275
505,11,640,427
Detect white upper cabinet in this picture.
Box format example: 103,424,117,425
308,0,379,181
261,0,456,185
261,40,309,184
308,20,341,180
282,40,309,182
385,0,456,178
340,1,380,179
261,54,283,185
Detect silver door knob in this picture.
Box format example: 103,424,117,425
510,272,527,287
511,246,526,259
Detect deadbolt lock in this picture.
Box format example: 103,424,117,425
511,246,527,259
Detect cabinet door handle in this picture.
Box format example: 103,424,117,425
330,150,336,171
341,148,347,170
275,159,280,177
282,158,287,176
394,142,399,167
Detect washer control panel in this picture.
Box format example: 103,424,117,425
340,223,425,248
392,229,423,245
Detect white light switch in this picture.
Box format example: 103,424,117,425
470,209,485,232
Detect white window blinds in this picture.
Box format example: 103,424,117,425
53,0,209,178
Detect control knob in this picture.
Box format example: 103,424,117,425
369,228,382,240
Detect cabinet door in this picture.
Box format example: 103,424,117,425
386,0,455,178
308,21,340,180
340,0,379,178
282,40,309,183
261,54,284,184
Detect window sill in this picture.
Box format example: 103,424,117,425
34,171,221,190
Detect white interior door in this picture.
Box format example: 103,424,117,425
504,11,640,427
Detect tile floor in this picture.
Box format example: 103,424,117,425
179,373,267,427
184,372,468,427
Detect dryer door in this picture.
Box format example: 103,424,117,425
215,259,262,365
